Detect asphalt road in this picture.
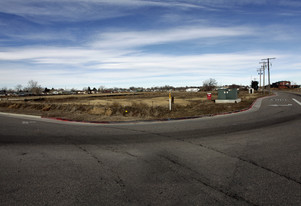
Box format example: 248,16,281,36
0,92,300,205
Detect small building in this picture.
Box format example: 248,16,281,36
186,88,200,92
272,81,291,89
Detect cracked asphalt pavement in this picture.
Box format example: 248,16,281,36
0,92,301,205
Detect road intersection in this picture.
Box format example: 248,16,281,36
0,92,300,205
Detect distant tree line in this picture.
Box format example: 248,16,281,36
0,80,43,95
1,78,224,96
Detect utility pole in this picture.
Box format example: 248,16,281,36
257,67,263,91
259,61,266,94
261,58,276,94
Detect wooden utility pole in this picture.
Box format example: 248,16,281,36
257,67,263,91
261,58,276,94
259,61,266,94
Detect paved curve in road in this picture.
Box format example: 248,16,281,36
0,92,300,205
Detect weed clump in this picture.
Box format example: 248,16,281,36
100,101,171,119
0,91,266,121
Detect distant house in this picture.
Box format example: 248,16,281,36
272,81,291,89
186,88,200,92
51,91,59,95
0,91,6,97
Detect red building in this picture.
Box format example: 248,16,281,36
272,81,291,89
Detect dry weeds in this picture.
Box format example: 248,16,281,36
0,91,267,121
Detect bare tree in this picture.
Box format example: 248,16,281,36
98,85,105,93
15,84,23,92
203,78,217,91
27,80,42,95
1,87,7,94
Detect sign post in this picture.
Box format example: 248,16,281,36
207,93,212,100
169,92,172,111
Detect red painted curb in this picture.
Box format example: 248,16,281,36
42,94,275,124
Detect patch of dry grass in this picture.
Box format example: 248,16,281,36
0,91,267,121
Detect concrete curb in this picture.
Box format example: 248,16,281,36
0,112,42,120
0,94,275,125
39,94,275,124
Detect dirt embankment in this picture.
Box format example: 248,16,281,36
0,91,266,122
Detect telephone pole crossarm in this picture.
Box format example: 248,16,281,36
259,61,267,94
257,67,263,90
261,58,276,94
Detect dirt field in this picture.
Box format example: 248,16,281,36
0,91,267,122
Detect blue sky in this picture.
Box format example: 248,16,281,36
1,0,301,89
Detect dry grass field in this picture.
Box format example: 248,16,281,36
0,91,267,122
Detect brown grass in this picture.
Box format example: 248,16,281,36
0,91,267,121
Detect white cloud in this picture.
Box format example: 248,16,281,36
0,1,124,22
91,26,256,49
0,47,131,63
0,8,300,89
1,0,299,24
2,42,294,88
0,24,257,64
0,0,212,23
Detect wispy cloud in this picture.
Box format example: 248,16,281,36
0,42,287,88
1,0,301,88
0,0,213,23
0,0,126,22
91,26,256,49
0,24,258,66
1,0,300,23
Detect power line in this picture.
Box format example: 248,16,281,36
259,61,267,94
261,58,276,94
257,67,263,91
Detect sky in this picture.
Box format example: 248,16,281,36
1,0,301,89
